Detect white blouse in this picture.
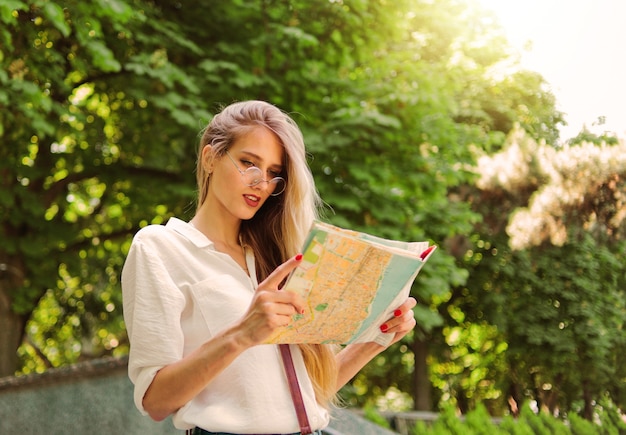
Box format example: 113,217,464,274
121,218,329,432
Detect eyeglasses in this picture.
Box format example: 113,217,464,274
225,151,286,196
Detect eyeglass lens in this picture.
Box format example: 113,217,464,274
242,167,285,195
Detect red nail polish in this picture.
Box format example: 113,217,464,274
295,253,303,261
394,309,402,317
380,324,388,333
420,245,435,260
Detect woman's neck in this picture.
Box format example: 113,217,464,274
191,207,249,274
190,206,241,248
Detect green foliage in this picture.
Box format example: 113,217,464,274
483,234,624,416
412,421,432,435
521,406,562,435
568,412,598,435
1,0,205,375
449,131,626,415
596,397,626,435
463,403,503,435
4,0,606,425
430,321,508,412
362,403,392,429
567,118,619,146
432,403,470,435
535,409,571,435
498,415,535,435
408,401,626,434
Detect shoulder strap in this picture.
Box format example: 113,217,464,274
279,344,312,435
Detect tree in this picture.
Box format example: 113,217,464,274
1,0,209,375
450,129,626,416
299,0,564,411
1,0,571,419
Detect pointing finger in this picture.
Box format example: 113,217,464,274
259,253,303,291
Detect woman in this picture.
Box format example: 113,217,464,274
121,100,417,434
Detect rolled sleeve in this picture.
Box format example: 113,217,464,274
122,226,187,413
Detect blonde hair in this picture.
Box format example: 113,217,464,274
196,100,338,407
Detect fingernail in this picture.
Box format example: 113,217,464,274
380,324,388,333
295,253,303,261
394,309,402,317
420,245,435,260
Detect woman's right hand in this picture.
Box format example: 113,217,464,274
141,254,306,421
235,254,306,346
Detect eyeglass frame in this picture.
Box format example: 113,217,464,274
224,150,286,196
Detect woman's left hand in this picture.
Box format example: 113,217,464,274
379,297,418,347
335,296,419,389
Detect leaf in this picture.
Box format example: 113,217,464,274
170,108,200,128
42,2,71,37
0,0,28,24
282,26,318,47
94,0,134,22
198,59,240,74
148,18,202,55
86,40,121,72
413,304,443,332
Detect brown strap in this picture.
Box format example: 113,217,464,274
279,344,312,435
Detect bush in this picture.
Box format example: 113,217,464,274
596,397,626,435
407,400,626,435
498,414,534,435
362,403,392,429
568,412,598,435
406,400,626,434
431,403,471,435
465,403,503,435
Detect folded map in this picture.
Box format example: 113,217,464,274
265,221,436,346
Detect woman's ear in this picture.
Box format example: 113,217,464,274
201,144,214,173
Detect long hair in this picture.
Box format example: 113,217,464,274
196,100,338,407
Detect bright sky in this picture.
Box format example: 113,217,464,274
477,0,626,142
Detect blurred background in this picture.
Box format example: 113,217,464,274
0,0,624,431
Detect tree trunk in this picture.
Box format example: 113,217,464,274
413,337,432,411
582,379,593,420
0,260,27,378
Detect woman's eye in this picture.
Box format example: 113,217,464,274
241,159,254,167
269,170,281,178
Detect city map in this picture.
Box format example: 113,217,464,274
265,221,436,346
